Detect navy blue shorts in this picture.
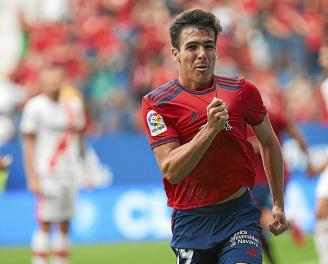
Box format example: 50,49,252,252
251,184,272,210
171,189,262,264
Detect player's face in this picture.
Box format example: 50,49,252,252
172,26,216,90
40,67,64,99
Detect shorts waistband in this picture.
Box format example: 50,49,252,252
186,188,251,214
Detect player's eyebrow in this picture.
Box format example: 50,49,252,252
185,40,215,46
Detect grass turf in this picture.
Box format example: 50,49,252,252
0,233,318,264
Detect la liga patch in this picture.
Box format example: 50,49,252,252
146,110,167,136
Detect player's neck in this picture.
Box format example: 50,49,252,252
178,76,214,91
45,91,60,102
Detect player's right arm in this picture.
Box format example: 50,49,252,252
145,97,228,184
22,133,40,194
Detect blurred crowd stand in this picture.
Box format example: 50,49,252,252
0,0,327,139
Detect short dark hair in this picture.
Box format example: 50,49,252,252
169,8,222,50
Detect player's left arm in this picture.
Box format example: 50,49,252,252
251,114,288,235
284,121,316,177
78,132,86,159
76,98,87,159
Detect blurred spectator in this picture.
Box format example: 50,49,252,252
0,73,26,146
26,0,72,22
0,1,26,75
318,43,328,124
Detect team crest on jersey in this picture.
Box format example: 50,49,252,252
147,110,167,136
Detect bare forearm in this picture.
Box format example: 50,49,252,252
78,132,85,159
23,139,36,180
260,139,284,207
159,125,219,184
23,136,42,194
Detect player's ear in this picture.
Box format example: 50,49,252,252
171,48,180,63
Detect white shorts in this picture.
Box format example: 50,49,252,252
37,176,78,223
316,168,328,199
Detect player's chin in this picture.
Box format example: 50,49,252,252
194,74,213,86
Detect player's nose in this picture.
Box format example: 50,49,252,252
197,46,207,59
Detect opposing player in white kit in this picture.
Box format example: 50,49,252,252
307,43,328,264
308,157,328,264
20,65,86,264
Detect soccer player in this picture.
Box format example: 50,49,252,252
308,157,328,264
142,8,288,264
307,43,328,264
20,64,86,264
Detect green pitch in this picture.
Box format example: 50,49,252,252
0,234,318,264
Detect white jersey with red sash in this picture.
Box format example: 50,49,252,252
20,94,85,177
20,94,85,222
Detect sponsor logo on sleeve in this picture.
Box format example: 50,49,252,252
147,110,167,136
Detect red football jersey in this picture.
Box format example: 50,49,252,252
142,75,267,210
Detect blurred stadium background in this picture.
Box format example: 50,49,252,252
0,0,328,263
